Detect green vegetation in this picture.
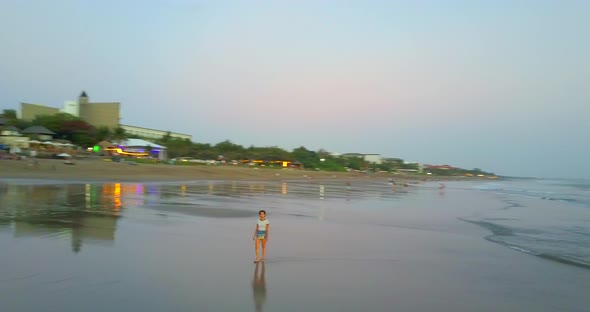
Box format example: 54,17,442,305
1,111,129,146
425,167,495,177
2,109,31,130
33,113,97,146
0,111,495,176
2,109,17,120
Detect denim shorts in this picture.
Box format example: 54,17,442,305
256,230,266,239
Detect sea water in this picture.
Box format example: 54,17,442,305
468,178,590,269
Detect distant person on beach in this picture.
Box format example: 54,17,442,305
253,210,270,263
438,183,446,196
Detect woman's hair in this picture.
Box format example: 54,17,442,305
259,210,266,215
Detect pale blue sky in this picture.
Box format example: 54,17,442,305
1,0,588,178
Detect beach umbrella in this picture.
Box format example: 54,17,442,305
57,153,71,157
43,141,55,145
29,140,41,144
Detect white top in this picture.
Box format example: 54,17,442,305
257,219,269,231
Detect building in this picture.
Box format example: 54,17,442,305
0,125,55,149
77,91,120,128
1,125,55,149
0,125,20,137
20,91,120,129
20,103,59,121
425,164,459,170
363,154,383,164
340,153,383,164
21,125,55,141
118,138,167,160
120,124,192,141
18,91,192,142
0,125,26,149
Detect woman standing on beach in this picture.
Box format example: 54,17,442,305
253,210,269,263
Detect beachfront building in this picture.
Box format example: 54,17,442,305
20,91,120,129
1,126,20,137
18,91,192,142
1,125,78,153
120,124,192,141
425,164,459,170
77,92,120,129
340,153,383,164
340,153,363,158
0,125,25,150
0,125,54,150
19,103,59,121
363,154,383,164
21,126,55,141
118,138,167,160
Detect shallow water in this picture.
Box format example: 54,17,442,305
466,179,590,269
0,180,589,311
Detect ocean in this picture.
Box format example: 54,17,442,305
466,178,590,269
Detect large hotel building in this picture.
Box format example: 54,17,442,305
18,91,192,141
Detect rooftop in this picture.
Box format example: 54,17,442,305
120,138,166,149
21,125,55,135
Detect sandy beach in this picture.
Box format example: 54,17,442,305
0,179,588,312
0,157,441,183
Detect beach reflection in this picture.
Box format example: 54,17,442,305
252,262,267,312
0,183,124,253
0,180,410,254
154,181,406,201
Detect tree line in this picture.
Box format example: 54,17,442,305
2,109,126,147
1,109,375,170
1,109,494,175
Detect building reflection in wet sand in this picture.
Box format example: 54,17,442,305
0,183,128,253
0,181,406,254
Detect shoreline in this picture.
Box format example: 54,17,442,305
0,158,487,183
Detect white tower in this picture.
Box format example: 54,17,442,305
62,100,80,117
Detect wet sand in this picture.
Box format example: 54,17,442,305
0,158,377,182
0,158,470,183
0,181,588,311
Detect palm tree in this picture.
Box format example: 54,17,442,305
112,126,127,143
1,109,17,120
97,126,111,142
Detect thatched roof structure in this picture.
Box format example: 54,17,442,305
21,126,55,135
2,125,20,132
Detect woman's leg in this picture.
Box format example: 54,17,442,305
261,238,267,261
255,239,260,262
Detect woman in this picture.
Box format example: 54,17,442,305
253,210,270,263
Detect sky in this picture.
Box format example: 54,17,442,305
0,0,588,178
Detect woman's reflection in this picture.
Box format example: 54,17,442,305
252,262,267,312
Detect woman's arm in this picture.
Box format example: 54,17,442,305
253,224,258,240
265,223,270,240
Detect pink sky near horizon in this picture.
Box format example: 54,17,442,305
1,1,588,178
